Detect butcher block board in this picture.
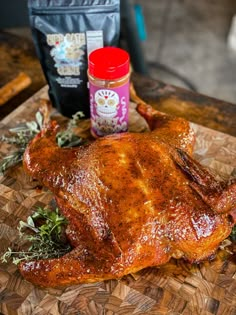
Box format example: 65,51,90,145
0,87,236,315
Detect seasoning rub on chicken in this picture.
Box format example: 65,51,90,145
20,102,236,288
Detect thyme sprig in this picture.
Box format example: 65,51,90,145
56,111,85,147
0,109,85,175
1,207,71,265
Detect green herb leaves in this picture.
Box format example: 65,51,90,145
0,108,85,174
0,149,25,174
230,225,236,242
0,111,44,175
1,207,71,265
56,111,85,147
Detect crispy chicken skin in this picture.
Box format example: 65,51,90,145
20,103,236,288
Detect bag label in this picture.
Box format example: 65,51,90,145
86,30,104,56
47,33,86,77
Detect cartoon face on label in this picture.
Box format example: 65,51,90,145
95,90,119,118
50,38,84,67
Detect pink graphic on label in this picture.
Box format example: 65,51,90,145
89,82,129,136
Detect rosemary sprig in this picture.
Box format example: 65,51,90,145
1,207,71,265
0,149,25,174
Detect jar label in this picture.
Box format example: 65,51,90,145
89,81,129,137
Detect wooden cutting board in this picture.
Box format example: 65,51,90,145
0,87,236,315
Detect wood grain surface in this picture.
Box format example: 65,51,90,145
0,31,46,120
132,73,236,137
0,87,236,315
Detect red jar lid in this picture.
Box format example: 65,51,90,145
88,47,130,80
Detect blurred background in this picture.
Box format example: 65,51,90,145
122,0,236,104
1,0,236,104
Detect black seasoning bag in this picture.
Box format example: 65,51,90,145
28,0,120,118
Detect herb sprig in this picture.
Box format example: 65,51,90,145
1,207,71,265
0,111,44,174
0,149,25,174
0,109,85,175
230,225,236,242
56,111,85,147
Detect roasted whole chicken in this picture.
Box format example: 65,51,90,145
20,101,236,288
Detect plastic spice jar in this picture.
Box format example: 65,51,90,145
88,47,130,137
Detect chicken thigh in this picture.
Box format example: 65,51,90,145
20,102,236,287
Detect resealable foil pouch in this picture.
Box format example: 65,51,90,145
28,0,120,118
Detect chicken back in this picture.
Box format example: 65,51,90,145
20,103,236,287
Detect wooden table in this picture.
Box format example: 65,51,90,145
0,31,235,136
0,32,236,315
132,73,236,137
0,31,46,120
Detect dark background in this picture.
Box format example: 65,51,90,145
0,1,29,28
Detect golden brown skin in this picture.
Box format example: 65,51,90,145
20,103,236,288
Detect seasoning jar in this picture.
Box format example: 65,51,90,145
88,47,130,137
